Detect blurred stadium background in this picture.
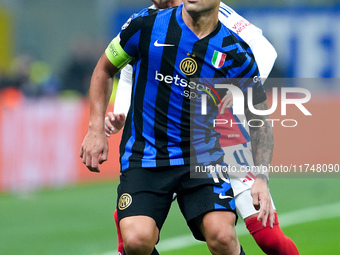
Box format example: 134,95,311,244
0,0,339,254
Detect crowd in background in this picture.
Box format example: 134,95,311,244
0,43,284,101
0,0,337,100
0,40,99,99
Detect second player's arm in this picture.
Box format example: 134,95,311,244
113,64,133,117
219,3,277,82
245,100,275,227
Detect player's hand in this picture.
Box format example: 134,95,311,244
104,112,126,137
251,176,275,228
218,92,233,114
79,130,108,173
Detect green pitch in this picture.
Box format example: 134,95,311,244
0,178,339,255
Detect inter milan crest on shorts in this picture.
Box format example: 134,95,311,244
118,193,132,210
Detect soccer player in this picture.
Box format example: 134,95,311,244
107,1,299,255
80,0,274,254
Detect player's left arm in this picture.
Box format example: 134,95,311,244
245,100,275,228
219,4,277,82
238,23,277,82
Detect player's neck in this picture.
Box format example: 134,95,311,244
181,7,219,39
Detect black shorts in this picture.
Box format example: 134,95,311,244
116,165,236,241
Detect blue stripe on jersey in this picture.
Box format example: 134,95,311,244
164,7,197,164
164,9,197,165
239,62,259,89
120,30,142,170
193,32,230,164
140,11,173,168
222,43,244,53
121,29,141,58
191,103,224,165
118,5,264,171
229,199,236,211
164,10,188,164
219,4,231,14
219,8,231,17
219,6,231,16
214,203,227,210
176,7,226,165
229,55,254,85
167,86,186,165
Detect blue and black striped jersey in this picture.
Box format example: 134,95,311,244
108,5,266,171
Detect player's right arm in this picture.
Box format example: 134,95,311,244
80,10,142,172
79,53,121,173
106,9,155,136
111,7,156,128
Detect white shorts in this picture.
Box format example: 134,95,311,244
223,143,276,219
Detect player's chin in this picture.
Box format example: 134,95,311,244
185,0,200,10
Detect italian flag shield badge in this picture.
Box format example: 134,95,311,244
212,51,226,69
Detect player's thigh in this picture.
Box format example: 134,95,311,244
176,170,237,241
117,167,174,231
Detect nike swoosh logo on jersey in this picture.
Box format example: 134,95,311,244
219,193,233,200
154,40,174,47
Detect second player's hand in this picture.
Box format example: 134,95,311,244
251,176,275,228
218,92,233,114
105,112,126,137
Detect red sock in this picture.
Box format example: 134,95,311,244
245,212,299,255
114,209,124,254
